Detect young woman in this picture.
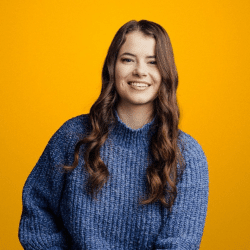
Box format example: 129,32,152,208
19,20,209,250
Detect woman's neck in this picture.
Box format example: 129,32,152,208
116,104,154,130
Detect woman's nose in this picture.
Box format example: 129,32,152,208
132,63,147,77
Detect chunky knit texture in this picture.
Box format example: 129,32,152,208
19,110,209,250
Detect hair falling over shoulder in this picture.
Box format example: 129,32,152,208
63,20,186,211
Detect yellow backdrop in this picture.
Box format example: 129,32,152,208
1,0,250,249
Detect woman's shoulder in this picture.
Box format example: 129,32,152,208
177,130,209,189
49,114,90,145
178,129,207,163
59,114,89,134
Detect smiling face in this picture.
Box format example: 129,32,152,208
114,31,162,112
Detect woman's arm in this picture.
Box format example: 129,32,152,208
154,136,209,250
18,122,74,250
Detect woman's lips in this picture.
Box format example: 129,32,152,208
128,81,151,90
128,81,151,87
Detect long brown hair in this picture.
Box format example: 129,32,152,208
64,20,185,210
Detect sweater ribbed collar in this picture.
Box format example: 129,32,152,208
109,109,157,149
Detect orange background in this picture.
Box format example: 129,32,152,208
1,0,250,249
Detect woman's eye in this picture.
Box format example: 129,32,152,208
149,61,157,65
121,58,133,63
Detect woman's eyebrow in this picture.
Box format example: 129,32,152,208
120,52,156,58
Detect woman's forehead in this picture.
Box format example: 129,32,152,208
118,31,156,56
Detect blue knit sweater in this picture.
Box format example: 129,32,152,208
19,110,209,250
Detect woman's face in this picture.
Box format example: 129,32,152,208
115,31,162,110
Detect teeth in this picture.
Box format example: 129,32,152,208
130,82,149,87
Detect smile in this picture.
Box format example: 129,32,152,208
128,81,151,87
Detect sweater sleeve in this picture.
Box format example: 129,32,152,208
154,136,209,250
18,122,74,250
